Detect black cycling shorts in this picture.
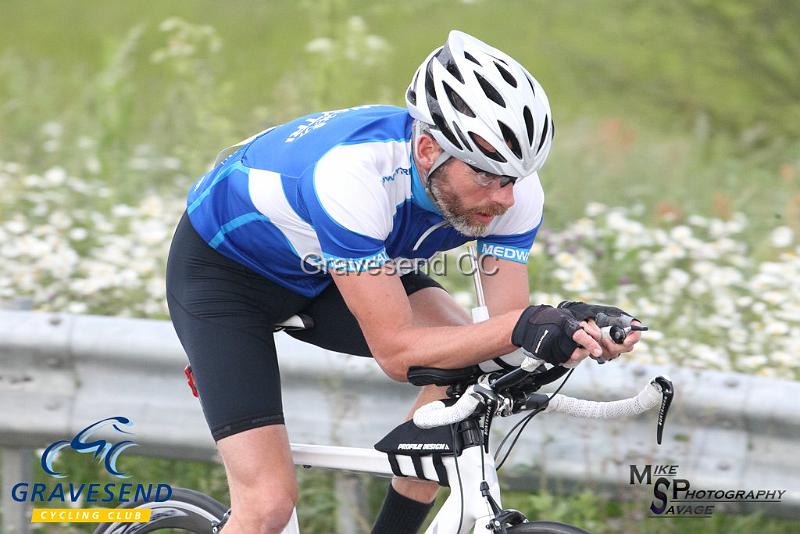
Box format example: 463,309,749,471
166,212,444,441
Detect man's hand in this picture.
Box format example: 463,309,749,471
558,301,643,362
512,305,604,366
579,318,642,361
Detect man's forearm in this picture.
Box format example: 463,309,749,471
371,310,522,380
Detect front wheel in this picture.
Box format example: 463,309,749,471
93,487,228,533
506,521,591,534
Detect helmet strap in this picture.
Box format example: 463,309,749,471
413,121,451,201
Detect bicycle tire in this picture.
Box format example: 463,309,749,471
506,520,591,534
92,487,228,534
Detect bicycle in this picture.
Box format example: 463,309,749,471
95,251,674,534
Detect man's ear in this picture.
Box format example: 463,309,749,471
414,133,442,176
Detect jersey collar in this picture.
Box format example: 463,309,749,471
410,155,442,216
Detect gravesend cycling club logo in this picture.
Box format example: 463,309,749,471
630,463,786,518
10,416,173,524
41,416,137,478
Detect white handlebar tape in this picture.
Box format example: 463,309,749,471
544,381,662,419
413,387,482,429
412,380,664,428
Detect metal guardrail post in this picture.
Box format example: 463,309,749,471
1,300,33,533
1,447,32,534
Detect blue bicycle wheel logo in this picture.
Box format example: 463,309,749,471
41,416,138,479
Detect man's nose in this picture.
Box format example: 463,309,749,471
490,182,515,209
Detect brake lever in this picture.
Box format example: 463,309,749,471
652,376,674,445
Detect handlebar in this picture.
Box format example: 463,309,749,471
541,378,662,418
414,376,673,442
413,386,483,429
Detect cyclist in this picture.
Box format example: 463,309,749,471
166,30,642,534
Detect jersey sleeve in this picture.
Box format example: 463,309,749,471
476,172,544,264
300,144,393,272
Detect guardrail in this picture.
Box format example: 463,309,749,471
1,310,798,532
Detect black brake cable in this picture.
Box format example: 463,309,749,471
449,423,464,534
494,368,575,470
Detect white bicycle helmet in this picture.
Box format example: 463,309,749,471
407,30,554,179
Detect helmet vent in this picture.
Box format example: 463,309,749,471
436,46,464,83
470,132,507,163
526,75,536,97
494,62,517,87
523,106,534,145
443,82,476,117
407,87,417,106
445,61,464,83
452,122,473,152
490,54,509,66
537,116,550,152
425,66,437,100
474,72,506,108
498,121,522,159
432,112,462,150
464,51,481,65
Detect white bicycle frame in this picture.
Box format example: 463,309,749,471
283,442,500,534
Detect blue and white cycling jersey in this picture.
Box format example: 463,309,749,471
187,105,544,298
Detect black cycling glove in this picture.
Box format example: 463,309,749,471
557,301,637,327
511,305,581,365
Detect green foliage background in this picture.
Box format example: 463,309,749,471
2,0,798,235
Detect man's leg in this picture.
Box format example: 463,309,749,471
166,212,311,533
372,286,471,533
217,425,298,534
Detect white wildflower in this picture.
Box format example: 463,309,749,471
770,226,794,248
44,167,67,186
69,228,88,241
43,139,60,153
688,279,708,295
112,204,137,218
78,136,95,150
666,268,690,289
41,122,64,137
49,211,72,230
761,291,784,306
739,355,768,369
305,38,334,54
5,219,27,234
554,252,577,268
585,202,607,217
764,321,790,336
139,219,169,245
139,195,164,217
23,174,43,188
347,16,367,33
687,215,708,227
85,157,101,174
67,302,88,315
670,225,692,242
563,264,596,293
